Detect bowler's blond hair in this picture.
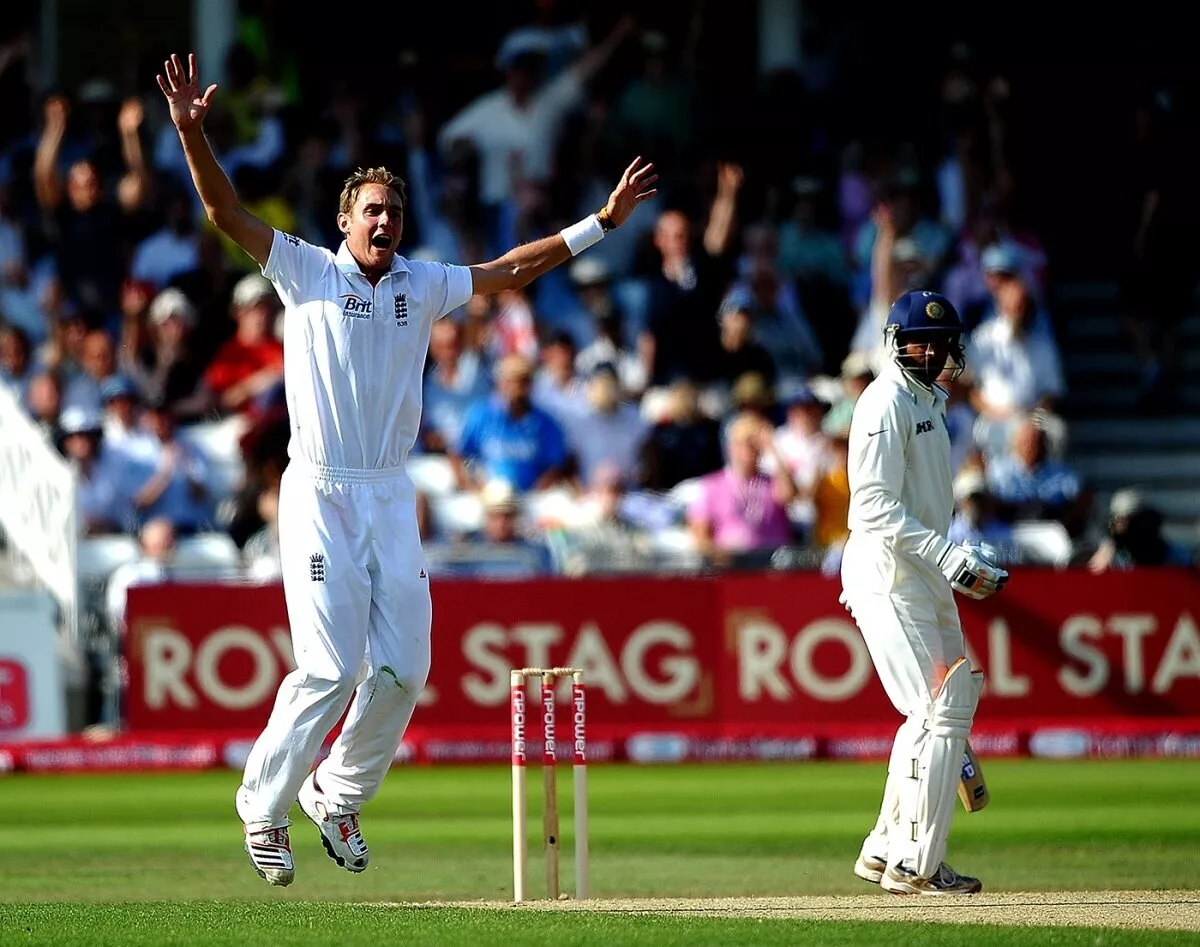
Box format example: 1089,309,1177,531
338,167,408,216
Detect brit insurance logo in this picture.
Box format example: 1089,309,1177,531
394,293,408,327
339,294,373,319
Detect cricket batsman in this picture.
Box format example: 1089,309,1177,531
840,290,1008,895
157,53,657,886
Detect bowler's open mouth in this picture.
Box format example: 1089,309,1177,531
371,233,391,249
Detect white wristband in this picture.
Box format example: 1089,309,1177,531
560,214,606,256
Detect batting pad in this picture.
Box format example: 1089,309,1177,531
895,659,979,877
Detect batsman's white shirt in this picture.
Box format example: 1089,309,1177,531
236,231,472,827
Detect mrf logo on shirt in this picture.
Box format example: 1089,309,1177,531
915,419,935,435
339,294,373,319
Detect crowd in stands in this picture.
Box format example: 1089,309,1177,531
0,6,1194,615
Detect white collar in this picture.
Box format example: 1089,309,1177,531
883,359,943,408
334,241,410,277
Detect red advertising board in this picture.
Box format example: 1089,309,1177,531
121,569,1200,763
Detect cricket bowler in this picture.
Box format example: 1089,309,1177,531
839,290,1008,895
157,52,656,886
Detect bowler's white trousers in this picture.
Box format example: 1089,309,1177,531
839,531,966,871
236,461,431,827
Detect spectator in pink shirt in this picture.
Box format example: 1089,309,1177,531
688,412,797,566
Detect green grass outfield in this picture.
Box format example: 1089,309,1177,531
1,759,1197,945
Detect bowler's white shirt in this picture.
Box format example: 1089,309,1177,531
846,361,954,565
263,231,473,469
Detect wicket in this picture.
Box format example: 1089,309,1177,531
509,667,588,903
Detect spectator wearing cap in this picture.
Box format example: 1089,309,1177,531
973,242,1055,339
532,330,588,425
105,517,180,637
763,384,830,536
967,277,1065,458
100,374,155,463
130,396,213,534
25,370,63,442
125,287,212,422
1088,489,1194,572
821,352,874,438
204,273,284,416
947,468,1019,564
57,405,135,535
129,187,200,290
561,363,650,489
420,318,492,454
61,328,117,414
452,354,568,493
639,377,724,492
432,480,553,577
571,258,645,396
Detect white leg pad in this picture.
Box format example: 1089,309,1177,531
895,660,979,877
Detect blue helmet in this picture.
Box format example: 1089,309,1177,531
885,290,963,335
884,290,966,387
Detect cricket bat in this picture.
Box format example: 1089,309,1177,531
958,740,989,812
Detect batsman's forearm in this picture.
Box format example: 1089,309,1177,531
178,126,242,226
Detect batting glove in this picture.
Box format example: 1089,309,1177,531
935,541,1009,600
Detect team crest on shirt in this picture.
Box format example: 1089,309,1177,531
309,553,326,582
339,294,373,319
394,293,408,327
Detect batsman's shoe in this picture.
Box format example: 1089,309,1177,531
298,773,369,872
853,852,887,884
881,862,982,896
244,822,295,886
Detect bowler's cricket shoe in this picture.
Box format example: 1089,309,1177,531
853,852,887,885
244,822,295,886
298,773,369,872
881,862,983,896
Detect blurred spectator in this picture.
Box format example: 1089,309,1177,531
123,286,213,422
1088,489,1194,572
57,405,134,535
130,397,213,534
777,176,851,289
1119,90,1199,413
640,164,743,387
0,256,55,348
205,273,284,417
486,287,539,363
104,517,178,634
712,302,777,389
986,415,1090,536
640,377,724,491
452,354,568,492
243,485,282,581
726,371,778,430
25,370,62,441
721,224,822,383
496,0,589,79
821,351,874,437
129,185,200,289
429,480,553,577
571,257,645,395
33,95,127,325
851,173,952,303
765,384,830,537
62,328,117,413
561,363,649,489
688,412,797,565
939,364,980,475
558,462,656,575
971,242,1055,337
438,17,631,247
99,374,155,463
0,323,33,403
606,28,700,168
947,468,1020,564
967,276,1064,458
531,329,587,424
808,431,851,554
421,318,491,454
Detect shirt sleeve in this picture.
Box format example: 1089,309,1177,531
846,390,947,562
412,260,474,320
261,230,329,308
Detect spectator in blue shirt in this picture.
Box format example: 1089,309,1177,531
947,468,1020,564
420,317,491,454
450,354,569,492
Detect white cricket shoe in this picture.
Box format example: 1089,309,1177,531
244,822,295,886
881,862,983,896
853,852,887,884
297,773,369,873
